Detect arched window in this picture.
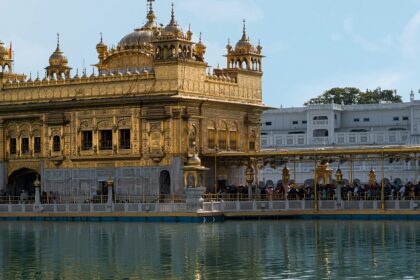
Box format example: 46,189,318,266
53,135,61,152
218,121,228,150
207,121,216,149
229,123,238,151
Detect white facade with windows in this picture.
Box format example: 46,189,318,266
260,95,420,186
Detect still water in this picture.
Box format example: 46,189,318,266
0,220,419,279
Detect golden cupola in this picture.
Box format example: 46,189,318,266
226,20,263,72
0,41,13,73
0,41,8,60
96,33,108,63
46,33,71,79
162,3,184,38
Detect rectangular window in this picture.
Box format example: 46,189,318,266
353,118,360,122
100,130,113,150
302,120,307,124
292,121,298,125
393,117,399,121
34,137,41,153
403,116,409,121
363,118,370,122
21,138,29,154
10,138,17,154
82,131,93,150
265,122,272,126
119,129,131,149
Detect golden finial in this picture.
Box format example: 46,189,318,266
56,32,60,50
199,32,202,43
100,32,103,43
147,0,154,12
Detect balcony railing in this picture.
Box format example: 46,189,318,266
261,131,410,148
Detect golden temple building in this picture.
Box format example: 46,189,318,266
0,2,264,197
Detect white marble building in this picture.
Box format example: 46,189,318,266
260,92,420,186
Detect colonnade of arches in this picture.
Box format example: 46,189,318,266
155,44,192,60
228,58,261,71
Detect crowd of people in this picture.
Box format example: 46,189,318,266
215,181,420,201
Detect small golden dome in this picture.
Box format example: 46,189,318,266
163,3,183,36
235,20,255,53
49,34,68,67
187,153,202,166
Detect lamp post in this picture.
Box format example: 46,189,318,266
245,161,255,200
106,176,114,210
33,175,42,212
214,146,218,195
335,167,343,203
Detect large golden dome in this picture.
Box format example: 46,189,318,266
118,28,154,48
118,7,157,49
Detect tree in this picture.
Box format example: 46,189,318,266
304,87,402,106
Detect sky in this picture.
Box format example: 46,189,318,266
1,0,420,107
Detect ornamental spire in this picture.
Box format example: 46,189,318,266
242,19,247,41
169,2,176,25
146,0,156,23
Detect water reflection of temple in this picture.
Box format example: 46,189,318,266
0,221,419,279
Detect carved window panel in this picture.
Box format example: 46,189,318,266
119,129,131,149
21,138,30,154
82,131,93,151
99,130,113,150
10,138,17,154
229,122,238,151
207,121,216,149
218,121,228,150
34,137,41,154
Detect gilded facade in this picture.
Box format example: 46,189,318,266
0,2,264,197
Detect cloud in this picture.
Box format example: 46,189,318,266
401,10,420,58
343,17,379,52
178,0,264,22
291,70,407,106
